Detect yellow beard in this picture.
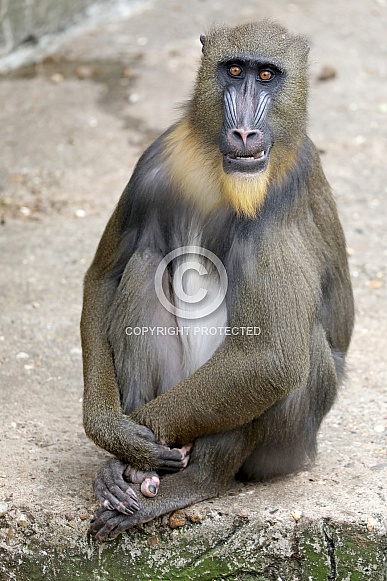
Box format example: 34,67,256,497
164,120,281,219
219,171,270,218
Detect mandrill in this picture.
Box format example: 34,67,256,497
80,20,354,541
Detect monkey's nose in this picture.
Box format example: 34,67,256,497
231,128,260,148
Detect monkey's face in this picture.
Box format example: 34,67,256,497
192,22,310,180
217,59,282,176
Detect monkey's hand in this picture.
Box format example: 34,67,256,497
116,418,192,471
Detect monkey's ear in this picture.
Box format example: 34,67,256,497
302,36,311,54
294,34,311,56
200,34,207,53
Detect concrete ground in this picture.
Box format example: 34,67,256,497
0,0,386,579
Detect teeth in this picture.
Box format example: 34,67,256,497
229,151,265,160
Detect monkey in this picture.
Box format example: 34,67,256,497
80,20,354,541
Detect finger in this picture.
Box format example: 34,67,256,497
156,446,185,461
89,508,117,536
106,484,139,513
116,514,139,536
102,515,132,541
180,443,194,454
95,460,130,496
140,475,160,497
157,459,187,471
102,490,138,515
124,466,160,498
124,466,152,484
90,512,130,541
109,483,138,504
171,443,193,468
94,479,138,510
157,446,192,471
94,461,139,514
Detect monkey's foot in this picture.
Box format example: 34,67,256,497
89,468,212,541
94,459,141,515
89,505,150,541
93,445,192,516
94,459,168,513
89,490,185,541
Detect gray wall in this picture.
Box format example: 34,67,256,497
0,0,97,56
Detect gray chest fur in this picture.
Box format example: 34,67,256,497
108,233,228,413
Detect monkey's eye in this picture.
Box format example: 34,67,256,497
228,64,243,77
258,69,274,81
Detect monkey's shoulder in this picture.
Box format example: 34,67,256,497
122,126,177,197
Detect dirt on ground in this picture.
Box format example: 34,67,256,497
0,0,386,577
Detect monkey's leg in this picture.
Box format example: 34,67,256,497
94,445,192,514
240,326,339,481
89,423,262,541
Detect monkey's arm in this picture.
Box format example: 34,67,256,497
307,145,354,354
130,240,324,445
81,209,187,471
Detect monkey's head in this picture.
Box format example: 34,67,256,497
166,22,311,218
190,21,310,180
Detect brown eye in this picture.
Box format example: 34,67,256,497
228,65,242,77
259,69,273,81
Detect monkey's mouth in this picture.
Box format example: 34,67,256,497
227,150,266,161
222,147,270,174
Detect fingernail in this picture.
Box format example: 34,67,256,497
148,484,157,495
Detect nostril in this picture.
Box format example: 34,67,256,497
232,129,259,146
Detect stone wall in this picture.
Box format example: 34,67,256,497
0,0,96,56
